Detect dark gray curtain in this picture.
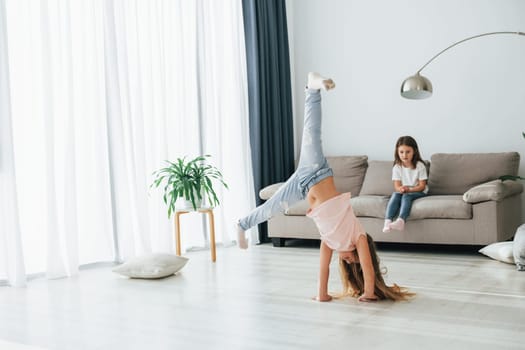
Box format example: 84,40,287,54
242,0,295,242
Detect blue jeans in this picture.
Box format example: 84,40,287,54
239,89,333,231
385,192,426,221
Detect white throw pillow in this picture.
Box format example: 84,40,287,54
259,182,284,200
479,242,514,264
112,253,189,279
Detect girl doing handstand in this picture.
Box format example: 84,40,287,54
236,73,413,302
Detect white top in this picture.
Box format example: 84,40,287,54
392,161,428,193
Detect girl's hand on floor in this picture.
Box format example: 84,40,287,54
312,295,333,302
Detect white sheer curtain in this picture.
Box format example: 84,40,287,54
195,0,258,249
1,0,257,286
0,0,26,287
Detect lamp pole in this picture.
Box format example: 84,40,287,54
401,31,525,99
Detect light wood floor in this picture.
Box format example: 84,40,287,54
0,241,524,350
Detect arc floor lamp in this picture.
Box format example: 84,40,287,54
400,31,525,99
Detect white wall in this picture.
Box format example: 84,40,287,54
287,0,525,216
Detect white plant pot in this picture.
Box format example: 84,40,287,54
176,192,203,211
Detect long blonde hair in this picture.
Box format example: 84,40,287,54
338,234,414,301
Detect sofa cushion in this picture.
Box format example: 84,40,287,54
350,195,389,218
112,253,189,279
514,224,525,270
463,179,523,203
359,161,393,196
410,195,472,219
428,152,520,195
284,200,309,216
351,195,471,220
327,156,368,196
259,182,284,200
479,241,514,264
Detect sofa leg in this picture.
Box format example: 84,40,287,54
272,238,286,247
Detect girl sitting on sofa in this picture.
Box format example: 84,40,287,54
383,136,428,233
236,73,413,302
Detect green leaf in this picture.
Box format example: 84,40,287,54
150,154,228,216
499,175,525,182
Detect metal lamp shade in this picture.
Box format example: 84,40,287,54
400,73,433,99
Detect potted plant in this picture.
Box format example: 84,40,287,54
151,155,228,217
500,132,525,182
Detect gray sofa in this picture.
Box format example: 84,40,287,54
259,152,523,247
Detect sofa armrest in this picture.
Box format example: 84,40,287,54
259,182,284,200
463,179,523,203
